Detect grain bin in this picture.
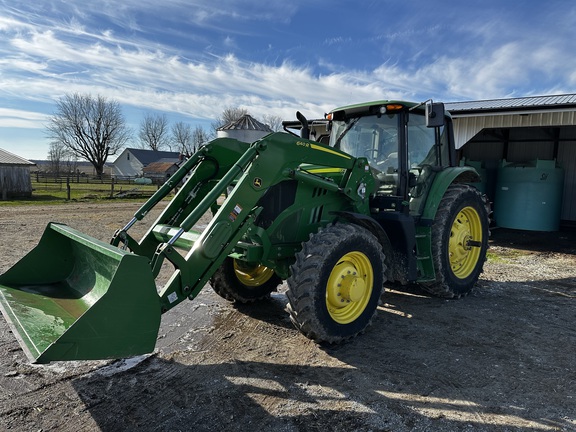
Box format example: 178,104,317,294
217,114,273,143
494,159,564,231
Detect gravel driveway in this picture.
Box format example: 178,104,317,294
0,202,574,431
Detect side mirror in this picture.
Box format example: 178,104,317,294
425,102,445,128
296,111,310,139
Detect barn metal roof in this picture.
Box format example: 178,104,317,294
218,114,273,132
143,161,179,173
446,94,576,114
124,148,180,165
0,148,35,166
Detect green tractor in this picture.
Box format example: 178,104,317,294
0,100,489,363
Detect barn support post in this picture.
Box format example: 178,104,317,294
1,176,6,201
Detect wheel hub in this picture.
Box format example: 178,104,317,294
327,264,367,306
325,251,374,324
449,206,483,278
340,273,367,302
233,261,275,287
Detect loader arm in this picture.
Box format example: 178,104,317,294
143,132,374,313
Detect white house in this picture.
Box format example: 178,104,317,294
112,148,180,178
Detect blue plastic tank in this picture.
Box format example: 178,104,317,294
494,159,564,231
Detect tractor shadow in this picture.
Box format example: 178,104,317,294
70,277,574,432
70,309,574,432
69,228,575,431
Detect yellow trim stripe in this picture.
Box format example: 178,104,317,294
306,168,346,174
310,143,352,159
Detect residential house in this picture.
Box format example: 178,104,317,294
112,148,180,178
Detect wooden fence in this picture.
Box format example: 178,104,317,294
29,172,159,200
32,172,143,185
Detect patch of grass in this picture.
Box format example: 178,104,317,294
0,181,161,206
486,251,508,263
0,195,151,206
486,247,532,263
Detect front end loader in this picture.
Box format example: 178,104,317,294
0,100,489,363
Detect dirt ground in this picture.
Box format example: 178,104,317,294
0,202,574,432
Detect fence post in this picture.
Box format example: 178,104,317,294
110,177,115,198
66,176,70,200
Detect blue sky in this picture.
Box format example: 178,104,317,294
1,0,576,159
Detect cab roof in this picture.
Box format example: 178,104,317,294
329,100,420,117
330,100,455,122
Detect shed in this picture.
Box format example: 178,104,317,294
0,148,35,199
217,114,273,143
142,160,180,185
446,94,576,228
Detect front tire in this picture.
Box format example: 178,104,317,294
286,223,385,343
422,184,489,298
210,258,282,303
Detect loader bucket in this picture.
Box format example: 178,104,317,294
0,223,161,363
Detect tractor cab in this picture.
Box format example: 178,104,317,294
326,101,454,216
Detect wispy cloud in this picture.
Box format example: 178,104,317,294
0,16,392,121
0,108,48,128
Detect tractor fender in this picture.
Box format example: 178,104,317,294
420,166,481,223
331,211,390,248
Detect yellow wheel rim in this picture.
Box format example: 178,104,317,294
233,261,275,287
449,206,483,279
325,251,374,324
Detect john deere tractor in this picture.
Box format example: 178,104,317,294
0,100,489,363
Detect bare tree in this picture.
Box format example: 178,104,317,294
139,113,171,151
211,106,249,136
48,141,77,177
192,125,211,153
46,93,130,177
48,141,65,177
171,121,193,156
261,114,283,132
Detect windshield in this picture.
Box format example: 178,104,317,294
330,114,398,168
329,112,445,168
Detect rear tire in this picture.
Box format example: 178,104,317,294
286,223,385,343
210,258,282,303
422,184,489,298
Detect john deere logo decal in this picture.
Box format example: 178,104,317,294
253,177,262,188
